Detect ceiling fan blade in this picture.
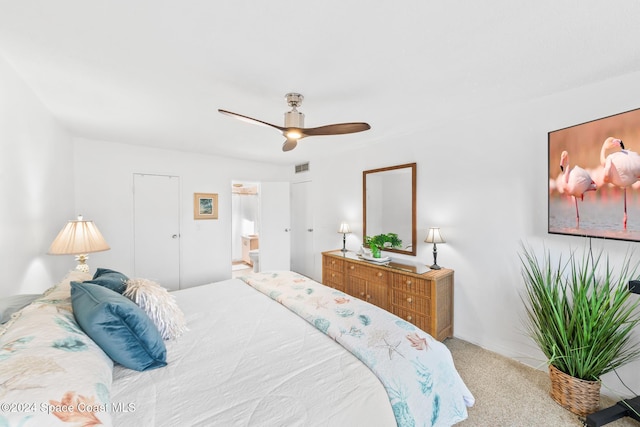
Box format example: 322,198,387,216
282,138,298,152
302,122,371,137
218,109,285,132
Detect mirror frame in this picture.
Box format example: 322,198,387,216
363,162,417,256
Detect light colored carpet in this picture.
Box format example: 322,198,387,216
445,338,639,427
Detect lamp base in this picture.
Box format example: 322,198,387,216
75,254,90,273
429,244,441,270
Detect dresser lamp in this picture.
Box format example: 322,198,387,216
48,215,110,273
425,227,445,270
338,222,351,252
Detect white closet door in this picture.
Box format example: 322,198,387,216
133,174,181,290
259,182,291,272
291,180,314,278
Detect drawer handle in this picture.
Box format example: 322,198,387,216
366,294,371,300
407,315,413,321
377,272,383,277
360,292,365,297
350,265,355,270
406,280,412,286
407,297,413,303
331,260,336,265
331,273,336,278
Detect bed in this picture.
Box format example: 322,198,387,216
0,269,474,426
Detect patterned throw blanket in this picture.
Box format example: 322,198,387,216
240,271,474,427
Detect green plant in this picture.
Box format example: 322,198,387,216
365,233,402,258
519,244,640,381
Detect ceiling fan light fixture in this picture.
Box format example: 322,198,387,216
285,129,302,139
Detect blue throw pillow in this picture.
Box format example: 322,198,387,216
71,281,167,371
84,268,129,294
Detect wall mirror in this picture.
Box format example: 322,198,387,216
363,163,416,256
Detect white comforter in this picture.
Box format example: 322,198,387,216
111,279,398,426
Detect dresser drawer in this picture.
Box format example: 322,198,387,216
325,271,344,289
346,262,388,282
391,306,430,332
324,256,344,272
391,290,429,314
391,274,430,298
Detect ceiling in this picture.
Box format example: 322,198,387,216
1,1,640,165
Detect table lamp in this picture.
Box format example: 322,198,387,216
425,227,445,270
338,222,351,252
48,215,110,273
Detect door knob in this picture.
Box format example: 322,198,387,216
172,234,179,239
284,228,291,232
307,228,314,232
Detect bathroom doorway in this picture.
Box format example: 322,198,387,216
231,181,260,277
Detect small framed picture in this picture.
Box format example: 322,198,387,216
194,193,218,220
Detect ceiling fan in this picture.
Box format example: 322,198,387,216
218,93,371,152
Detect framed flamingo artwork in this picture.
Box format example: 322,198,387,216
548,107,640,241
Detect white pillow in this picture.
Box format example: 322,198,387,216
123,278,187,340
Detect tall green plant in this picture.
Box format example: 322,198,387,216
519,244,640,381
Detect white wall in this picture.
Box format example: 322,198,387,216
299,70,640,399
0,55,75,297
73,138,288,287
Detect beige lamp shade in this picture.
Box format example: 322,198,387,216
425,227,445,244
338,222,352,234
49,216,110,272
425,227,445,270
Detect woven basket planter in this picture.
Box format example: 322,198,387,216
549,364,601,416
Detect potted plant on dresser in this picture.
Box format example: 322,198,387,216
519,244,640,417
364,233,402,258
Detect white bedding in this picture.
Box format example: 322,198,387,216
111,278,397,426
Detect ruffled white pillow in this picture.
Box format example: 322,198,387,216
123,278,187,340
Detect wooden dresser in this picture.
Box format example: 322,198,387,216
322,250,454,341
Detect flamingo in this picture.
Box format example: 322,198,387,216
559,150,596,227
600,137,640,229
